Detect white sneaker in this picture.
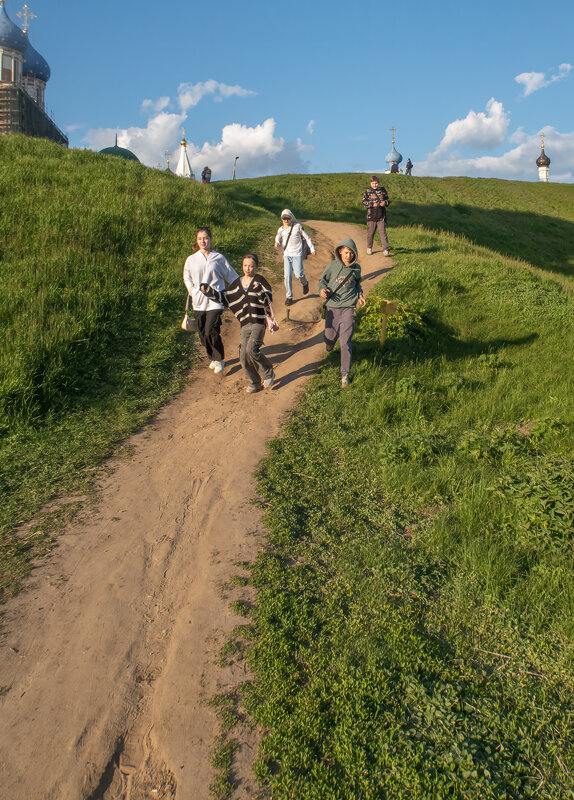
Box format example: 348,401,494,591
213,361,225,374
366,248,372,255
209,360,218,370
263,371,276,389
341,375,350,387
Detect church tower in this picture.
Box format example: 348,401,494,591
175,128,195,179
536,132,550,182
385,126,403,173
0,1,67,145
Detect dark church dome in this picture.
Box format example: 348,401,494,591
22,34,50,82
536,149,550,168
100,138,140,163
0,1,28,52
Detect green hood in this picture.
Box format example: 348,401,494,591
318,238,363,309
335,238,358,265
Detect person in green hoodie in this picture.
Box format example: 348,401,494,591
318,237,366,387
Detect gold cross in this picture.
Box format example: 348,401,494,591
389,125,397,145
164,150,171,168
17,4,37,34
541,132,545,149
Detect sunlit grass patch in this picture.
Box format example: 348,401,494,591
242,221,574,797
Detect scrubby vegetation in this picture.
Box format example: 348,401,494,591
218,176,574,798
0,135,277,595
2,136,574,797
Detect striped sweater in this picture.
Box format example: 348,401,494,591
200,275,272,326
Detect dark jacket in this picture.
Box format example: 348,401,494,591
317,238,363,310
361,185,390,221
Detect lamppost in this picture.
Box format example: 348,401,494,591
232,156,239,180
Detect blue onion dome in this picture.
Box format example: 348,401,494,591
0,1,28,52
100,138,140,163
536,148,550,168
22,33,50,81
385,145,403,165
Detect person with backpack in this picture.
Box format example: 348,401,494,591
274,209,315,306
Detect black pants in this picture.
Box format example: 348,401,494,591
194,309,224,360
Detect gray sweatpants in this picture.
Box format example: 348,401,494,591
324,307,356,378
366,218,388,250
239,323,274,386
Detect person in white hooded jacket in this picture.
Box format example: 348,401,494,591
183,226,239,373
274,209,315,306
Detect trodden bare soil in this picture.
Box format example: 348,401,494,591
0,221,392,800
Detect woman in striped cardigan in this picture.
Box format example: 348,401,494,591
200,253,276,393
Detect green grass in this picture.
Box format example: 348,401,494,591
219,172,574,281
0,135,279,596
216,183,574,797
3,138,574,796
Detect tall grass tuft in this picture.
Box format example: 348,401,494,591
0,135,277,592
215,180,574,798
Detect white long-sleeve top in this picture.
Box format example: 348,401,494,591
183,250,239,312
275,222,316,257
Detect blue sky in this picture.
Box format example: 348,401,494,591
11,0,574,182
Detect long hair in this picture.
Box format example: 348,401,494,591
243,253,259,268
193,226,212,251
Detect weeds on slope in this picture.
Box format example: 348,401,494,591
0,136,278,596
239,226,574,798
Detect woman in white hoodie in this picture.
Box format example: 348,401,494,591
274,209,315,306
183,227,239,373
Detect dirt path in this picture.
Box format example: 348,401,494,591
0,221,392,800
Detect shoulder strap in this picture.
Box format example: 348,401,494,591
325,266,356,302
282,223,295,251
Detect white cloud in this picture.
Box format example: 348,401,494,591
189,118,312,179
83,104,312,178
515,63,572,96
434,98,509,155
141,96,170,114
307,119,315,135
297,137,314,154
177,80,256,111
84,110,186,166
417,126,574,182
514,72,546,97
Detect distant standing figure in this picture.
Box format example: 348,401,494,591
405,158,413,176
201,166,212,183
200,253,276,393
362,175,391,256
183,226,239,373
274,209,316,306
318,237,365,387
390,161,399,174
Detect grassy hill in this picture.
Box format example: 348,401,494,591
2,136,574,797
0,135,278,593
217,176,574,797
219,172,574,282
